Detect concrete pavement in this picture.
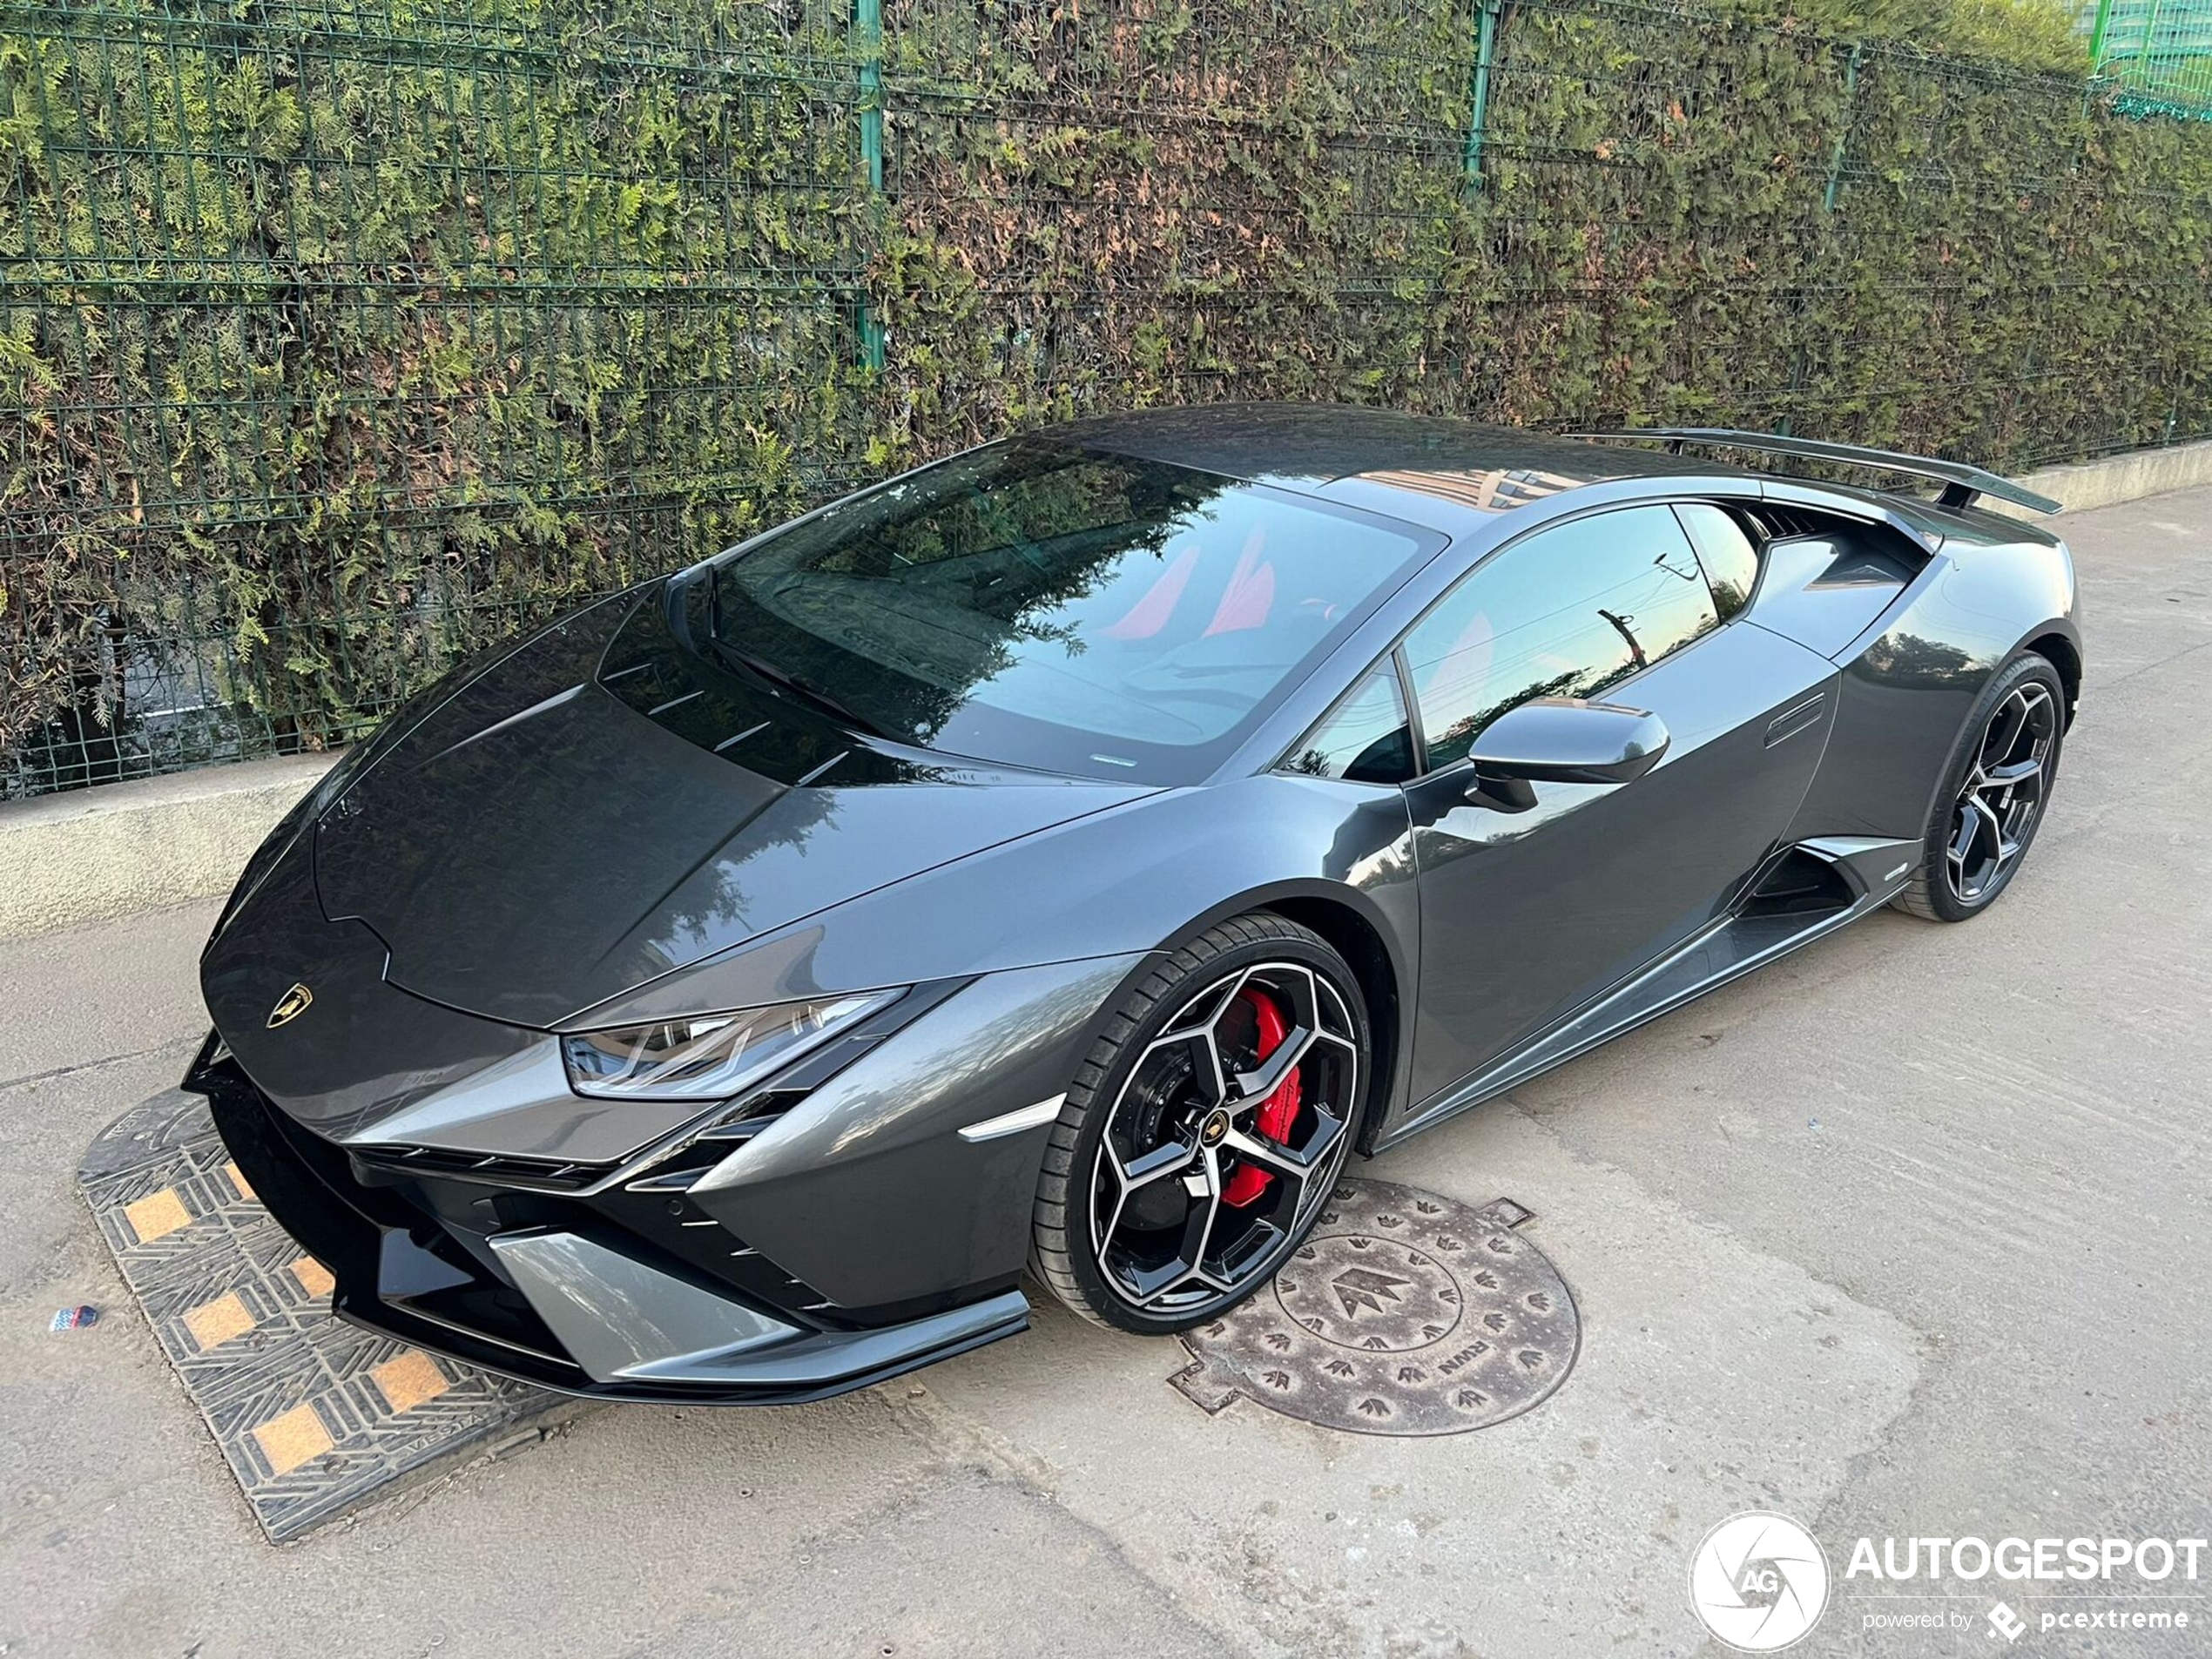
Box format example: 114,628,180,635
1,486,2207,1657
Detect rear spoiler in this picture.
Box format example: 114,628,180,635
1568,427,2062,516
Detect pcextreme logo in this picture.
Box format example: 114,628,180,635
1689,1511,1832,1652
1688,1516,2209,1649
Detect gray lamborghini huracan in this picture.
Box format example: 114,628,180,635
189,404,2080,1402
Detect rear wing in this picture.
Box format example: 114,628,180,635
1568,427,2062,516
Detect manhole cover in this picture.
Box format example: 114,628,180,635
1171,1178,1579,1436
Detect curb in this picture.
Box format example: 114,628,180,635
0,752,336,941
1993,436,2212,523
5,437,2209,942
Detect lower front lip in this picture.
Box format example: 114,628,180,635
191,1042,1031,1405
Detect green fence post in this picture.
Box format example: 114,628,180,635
1822,42,1862,215
1782,41,1863,436
2087,0,2117,71
856,0,887,371
1464,0,1503,191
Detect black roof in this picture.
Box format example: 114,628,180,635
1049,402,1703,509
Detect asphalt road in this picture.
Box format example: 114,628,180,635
3,487,2207,1659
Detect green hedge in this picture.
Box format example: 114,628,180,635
3,0,2209,792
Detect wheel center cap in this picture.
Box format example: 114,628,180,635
1200,1109,1231,1147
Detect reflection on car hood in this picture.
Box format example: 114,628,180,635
314,589,1152,1028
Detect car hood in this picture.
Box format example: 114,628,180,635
312,587,1152,1028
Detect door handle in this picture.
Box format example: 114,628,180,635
1764,691,1826,748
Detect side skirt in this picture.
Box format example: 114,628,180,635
1373,836,1918,1153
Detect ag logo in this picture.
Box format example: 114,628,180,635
1688,1511,1831,1652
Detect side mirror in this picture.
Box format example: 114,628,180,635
1464,698,1670,805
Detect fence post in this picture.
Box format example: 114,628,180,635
1822,41,1861,215
855,0,887,371
1463,0,1504,190
2087,0,2117,70
1781,40,1862,435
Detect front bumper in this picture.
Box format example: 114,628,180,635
189,1044,1029,1405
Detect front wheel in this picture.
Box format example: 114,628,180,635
1029,914,1371,1332
1892,651,2066,922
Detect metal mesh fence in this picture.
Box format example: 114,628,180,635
4,0,872,792
4,0,2209,796
2089,0,2212,117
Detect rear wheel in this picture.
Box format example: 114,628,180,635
1030,914,1369,1332
1892,651,2066,922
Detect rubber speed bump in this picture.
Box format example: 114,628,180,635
80,1089,582,1541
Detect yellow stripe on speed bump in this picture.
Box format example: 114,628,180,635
291,1258,335,1299
123,1188,191,1244
253,1404,334,1476
373,1350,451,1414
184,1291,256,1352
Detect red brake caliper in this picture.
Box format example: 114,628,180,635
1223,988,1298,1209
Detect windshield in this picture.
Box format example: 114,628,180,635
708,440,1437,782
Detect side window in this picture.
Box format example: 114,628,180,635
1402,505,1719,772
1282,667,1415,784
1672,502,1761,620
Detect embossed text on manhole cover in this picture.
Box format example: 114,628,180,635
1171,1178,1579,1436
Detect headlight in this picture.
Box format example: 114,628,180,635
560,992,898,1101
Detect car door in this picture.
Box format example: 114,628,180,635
1394,502,1839,1112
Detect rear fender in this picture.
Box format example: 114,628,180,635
1786,541,2077,846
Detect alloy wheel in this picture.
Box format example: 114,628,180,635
1945,681,2057,904
1087,961,1360,1317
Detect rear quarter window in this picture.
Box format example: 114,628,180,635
1671,502,1761,619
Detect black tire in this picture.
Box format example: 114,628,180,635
1030,913,1372,1333
1892,651,2067,922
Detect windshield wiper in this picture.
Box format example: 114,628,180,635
702,565,895,737
711,632,899,742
